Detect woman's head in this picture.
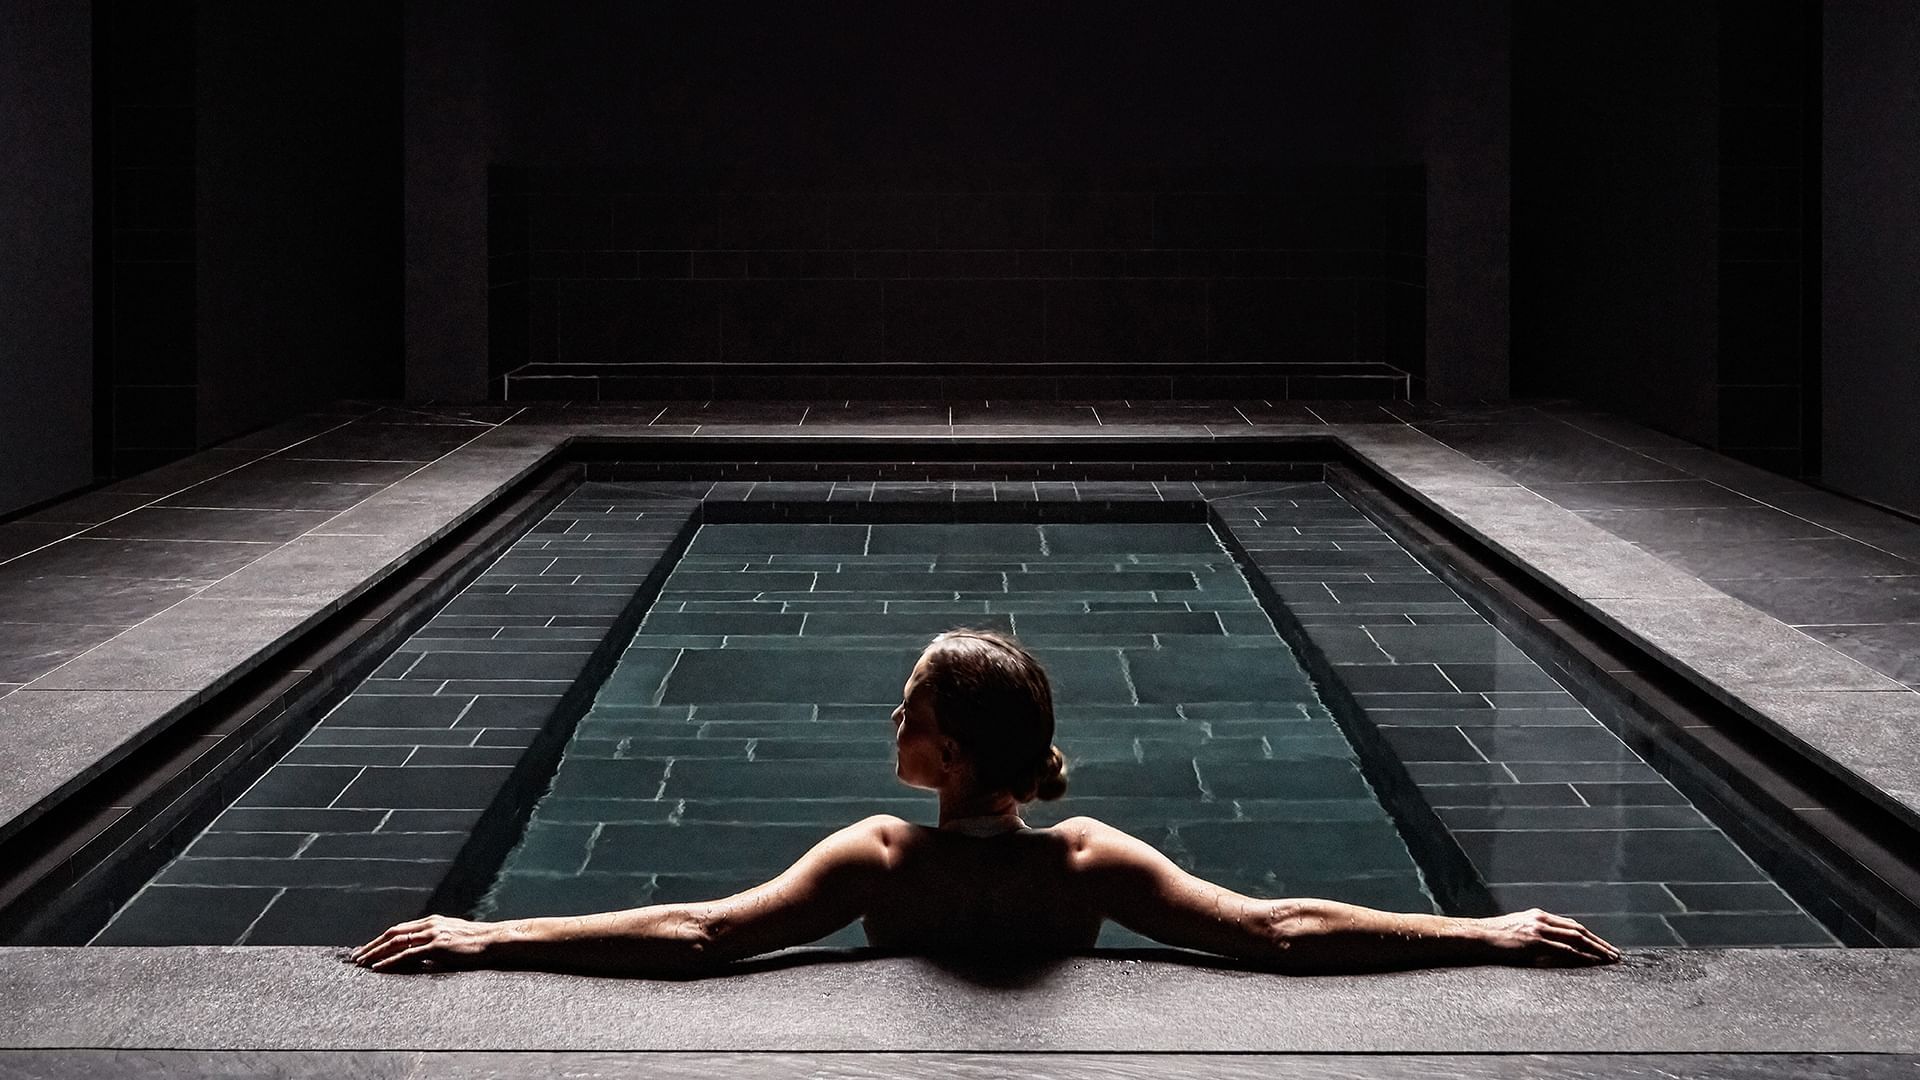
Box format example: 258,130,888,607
890,629,1068,802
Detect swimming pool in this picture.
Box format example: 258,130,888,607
87,468,1857,950
479,518,1432,947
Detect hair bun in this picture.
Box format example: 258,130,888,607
1031,744,1068,802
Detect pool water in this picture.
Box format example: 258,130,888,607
478,521,1436,946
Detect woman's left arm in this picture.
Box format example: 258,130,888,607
350,815,899,975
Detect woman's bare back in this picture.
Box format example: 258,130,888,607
859,818,1103,952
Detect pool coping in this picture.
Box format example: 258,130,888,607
7,416,1920,1052
4,945,1920,1053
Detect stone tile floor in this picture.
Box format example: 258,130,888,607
7,397,1920,1062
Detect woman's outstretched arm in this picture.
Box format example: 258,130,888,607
350,815,900,975
1062,817,1620,972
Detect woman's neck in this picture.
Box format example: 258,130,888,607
936,786,1020,827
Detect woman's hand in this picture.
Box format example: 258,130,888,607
1474,908,1622,966
349,913,509,973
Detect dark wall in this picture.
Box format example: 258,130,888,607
1511,1,1721,445
195,2,403,445
413,0,1450,401
1716,1,1818,476
101,0,196,477
405,0,502,403
491,165,1426,394
495,1,1419,170
1,0,94,516
1419,0,1511,404
1822,1,1920,517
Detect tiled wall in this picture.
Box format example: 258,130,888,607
1716,0,1819,476
101,0,198,477
487,165,1425,396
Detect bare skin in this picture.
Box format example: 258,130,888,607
352,651,1624,975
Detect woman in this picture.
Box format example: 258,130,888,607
351,629,1622,974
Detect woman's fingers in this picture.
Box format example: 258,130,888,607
353,933,415,968
1537,912,1622,961
368,939,441,972
353,924,435,967
1542,925,1616,963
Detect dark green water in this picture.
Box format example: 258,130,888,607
479,521,1432,947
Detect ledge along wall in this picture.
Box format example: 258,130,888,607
487,165,1426,400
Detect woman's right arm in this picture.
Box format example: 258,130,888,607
1061,817,1620,973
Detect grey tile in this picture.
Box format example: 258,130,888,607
1667,912,1837,946
1041,523,1222,554
1332,664,1458,693
208,807,386,832
26,600,317,691
548,757,669,801
1196,759,1372,800
1795,623,1920,686
1714,577,1920,626
483,873,655,921
1435,804,1712,830
281,745,414,766
1667,881,1802,913
1572,782,1692,806
1645,537,1919,581
1436,664,1565,693
659,758,903,800
92,885,280,945
660,646,921,705
867,524,1044,555
4,536,269,582
1063,759,1206,798
1529,480,1760,512
1485,882,1682,914
799,612,1013,638
1360,624,1530,664
234,765,364,808
183,832,310,858
1376,726,1483,762
1578,505,1838,546
1741,689,1920,814
1421,783,1586,807
17,490,157,526
192,533,424,603
1322,581,1463,605
640,611,804,636
1403,762,1514,783
1124,645,1312,703
687,524,869,555
1453,828,1764,883
82,506,335,543
1013,611,1221,634
1177,820,1421,877
1598,597,1905,693
333,765,514,810
243,886,436,945
322,695,472,728
301,830,471,860
1456,727,1638,763
0,622,123,683
588,822,835,874
0,521,75,561
1476,448,1695,484
407,650,591,682
1503,761,1667,782
157,856,447,889
1553,912,1683,946
279,422,485,463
